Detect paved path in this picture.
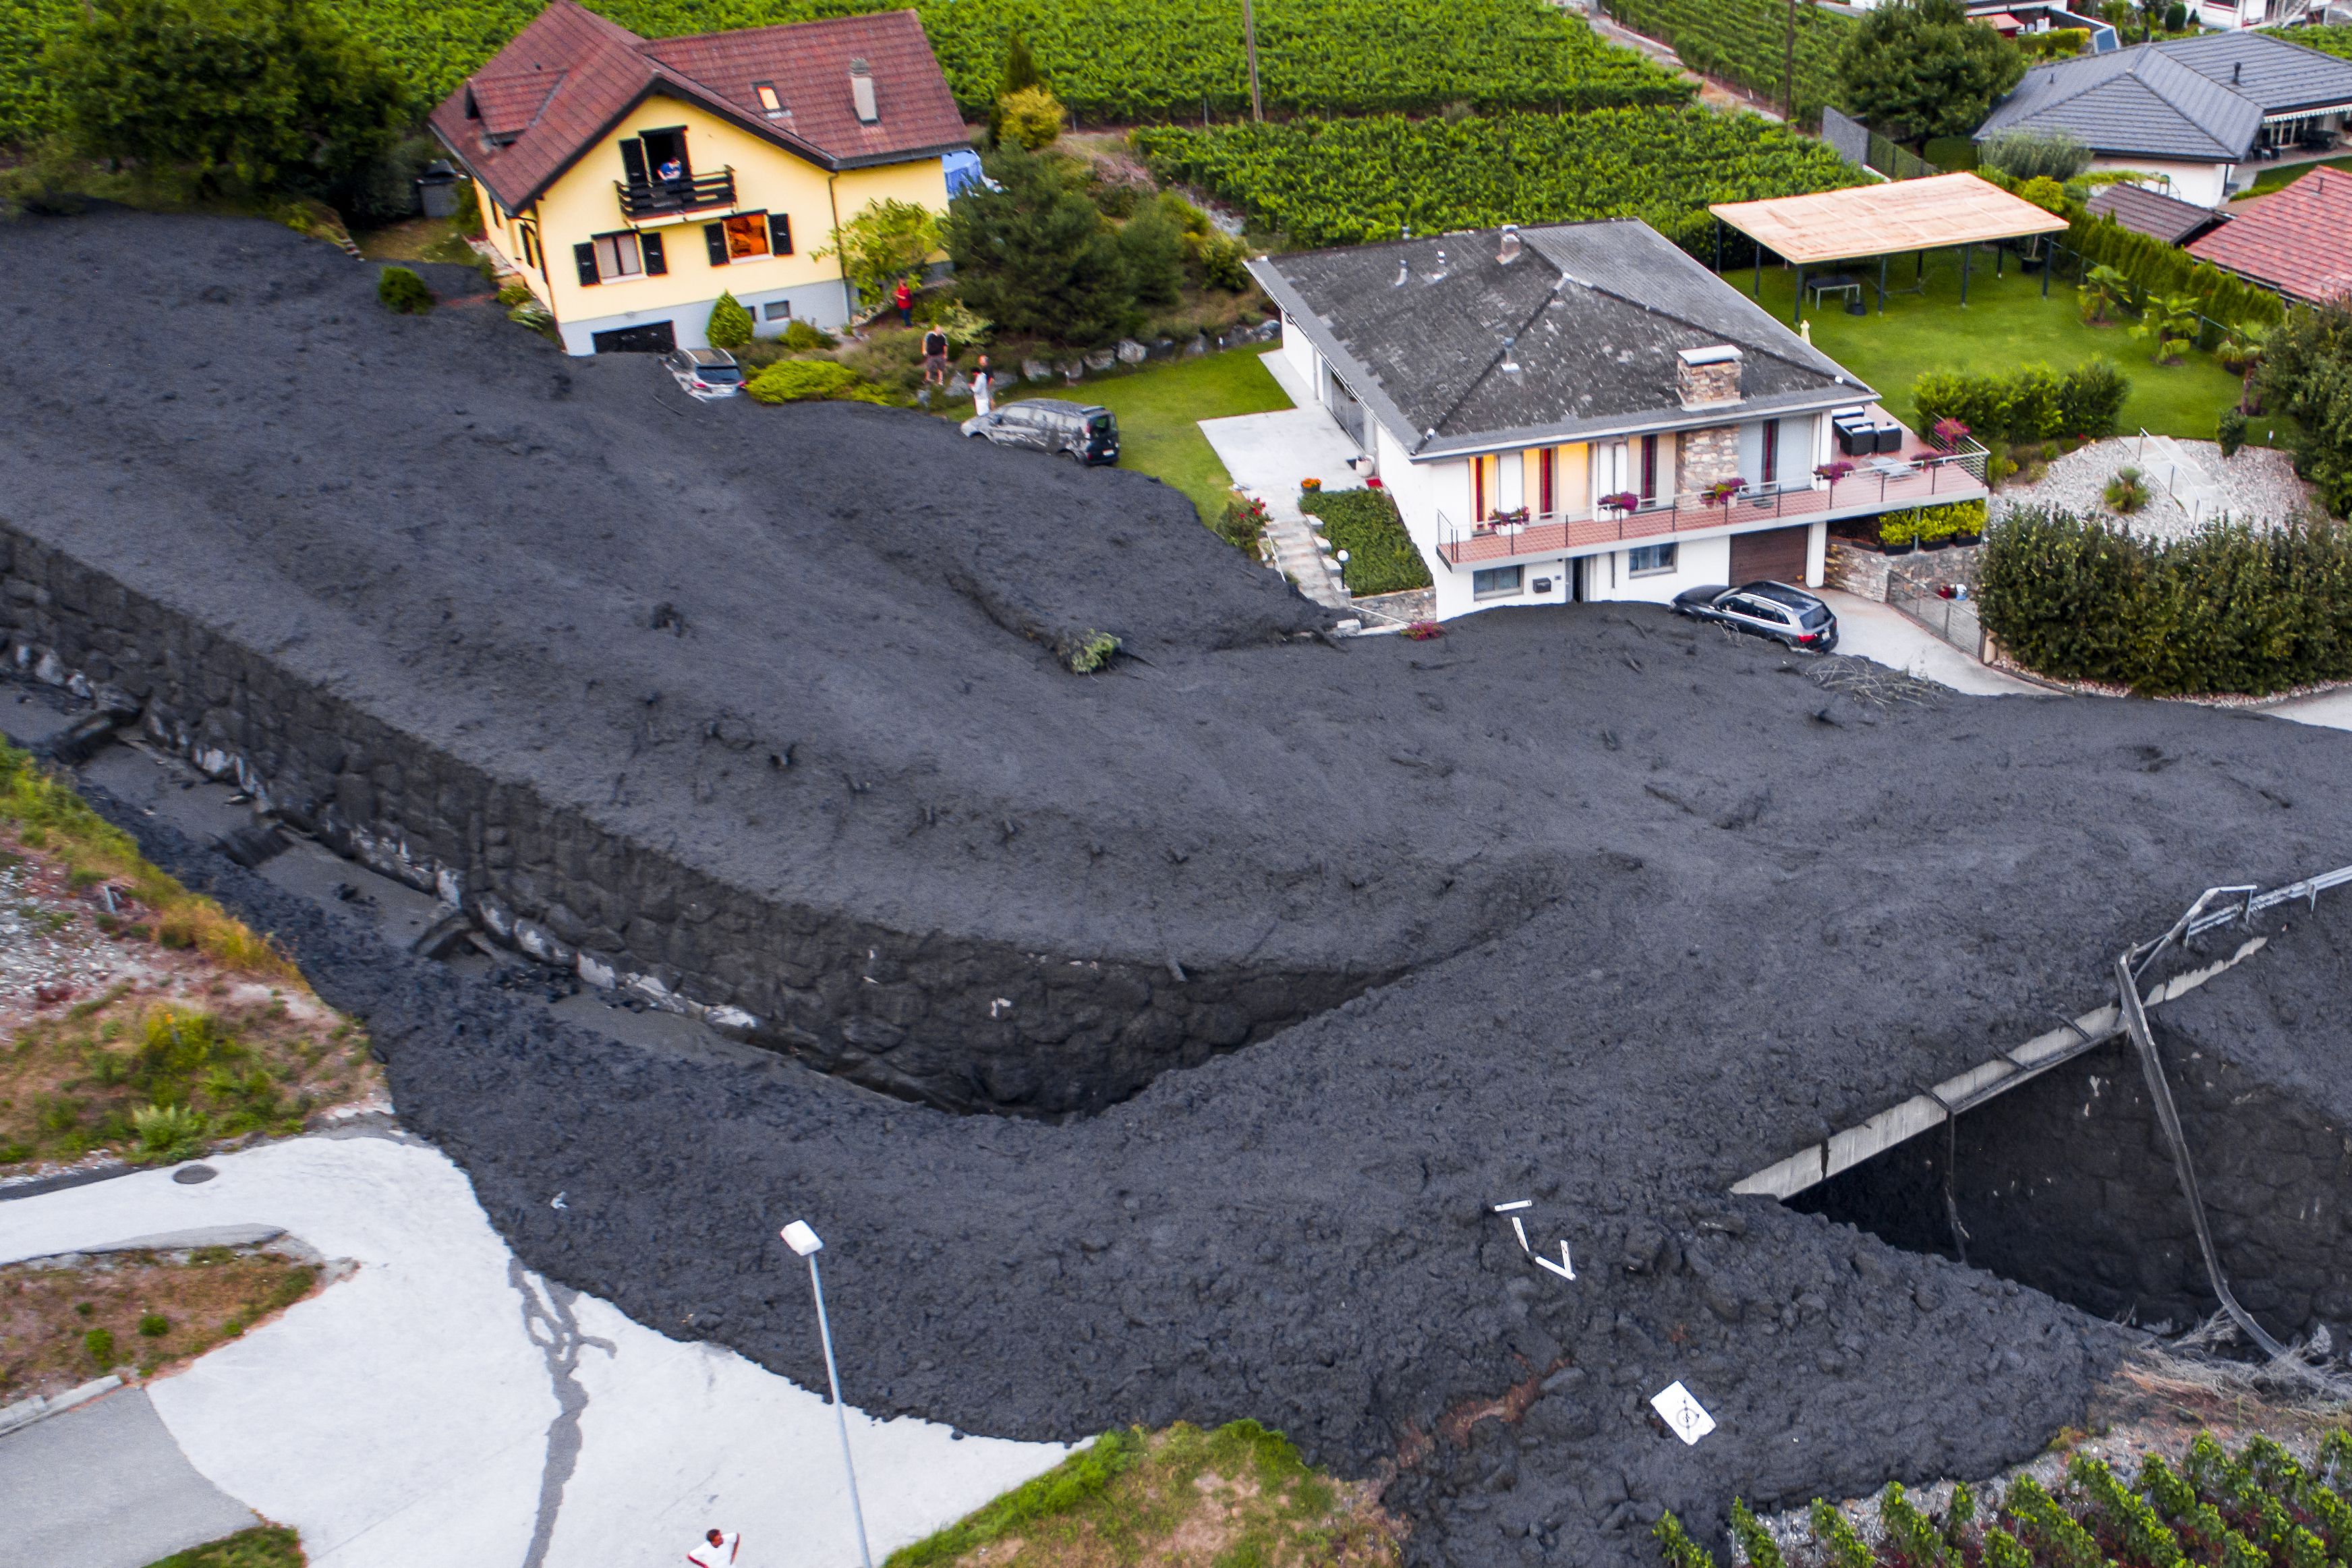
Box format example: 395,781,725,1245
1816,589,2046,697
2269,688,2352,732
2,1388,259,1568
0,1134,1066,1568
1199,354,1363,612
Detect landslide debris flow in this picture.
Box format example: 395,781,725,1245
12,210,2352,1566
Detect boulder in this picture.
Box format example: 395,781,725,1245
1023,358,1052,382
1114,339,1147,365
1083,348,1116,372
1184,335,1208,357
946,372,971,398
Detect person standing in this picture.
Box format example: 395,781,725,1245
921,324,950,387
892,278,914,326
973,353,994,415
687,1527,739,1566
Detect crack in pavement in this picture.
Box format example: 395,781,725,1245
511,1256,616,1568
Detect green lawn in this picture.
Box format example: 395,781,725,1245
1071,349,1294,523
1729,250,2249,443
2235,154,2352,200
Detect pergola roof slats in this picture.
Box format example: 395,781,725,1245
1709,173,2069,267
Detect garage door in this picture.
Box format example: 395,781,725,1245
1729,524,1808,587
591,321,677,355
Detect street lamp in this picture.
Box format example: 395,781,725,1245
782,1220,874,1568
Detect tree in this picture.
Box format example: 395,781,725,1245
944,143,1135,345
816,198,942,316
707,290,753,350
1002,30,1044,97
48,0,405,202
996,85,1064,150
2077,264,2131,326
2130,293,2200,364
1978,128,2092,183
2256,301,2352,519
1837,0,2026,142
1116,200,1186,308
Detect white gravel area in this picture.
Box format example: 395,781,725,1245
1994,437,2314,538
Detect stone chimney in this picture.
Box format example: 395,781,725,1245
1675,345,1743,409
849,59,879,124
1497,224,1522,265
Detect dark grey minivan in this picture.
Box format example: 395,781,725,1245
960,399,1120,465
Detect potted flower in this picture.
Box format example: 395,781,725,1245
1700,477,1746,508
1918,508,1957,551
1947,500,1986,547
1300,476,1323,493
1814,460,1856,484
1930,417,1971,451
1878,511,1918,555
1366,476,1385,490
1599,490,1639,515
1404,619,1445,641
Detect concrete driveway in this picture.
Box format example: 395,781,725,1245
1816,589,2044,698
2268,689,2352,732
0,1134,1066,1568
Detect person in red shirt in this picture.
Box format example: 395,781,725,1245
892,278,914,326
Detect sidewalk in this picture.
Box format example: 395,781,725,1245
1816,589,2046,697
2268,689,2352,732
1198,367,1365,612
0,1134,1066,1568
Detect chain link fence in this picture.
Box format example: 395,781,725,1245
1887,554,1984,659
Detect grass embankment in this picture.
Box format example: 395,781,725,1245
1079,349,1295,526
1733,252,2249,442
2,1246,320,1402
889,1420,1398,1568
145,1528,306,1568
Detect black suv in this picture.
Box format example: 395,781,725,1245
960,399,1120,465
1671,580,1839,651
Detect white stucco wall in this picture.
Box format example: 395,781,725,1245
1584,535,1732,606
2090,157,2235,208
1279,317,1320,399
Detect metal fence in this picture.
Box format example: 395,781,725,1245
1887,556,1983,658
1820,106,1940,182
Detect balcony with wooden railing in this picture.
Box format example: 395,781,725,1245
615,167,737,223
1435,435,1988,570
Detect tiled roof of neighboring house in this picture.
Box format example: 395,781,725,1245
1975,32,2352,162
1248,221,1875,460
2186,164,2352,303
2086,180,2229,243
428,0,969,213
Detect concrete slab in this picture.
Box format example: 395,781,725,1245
2270,688,2352,732
1199,407,1367,505
0,1136,1068,1568
1255,345,1310,409
0,1389,260,1568
1816,589,2045,698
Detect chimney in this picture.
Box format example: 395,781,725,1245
849,58,879,123
1395,256,1410,287
1675,345,1744,409
2233,59,2243,83
1497,224,1522,265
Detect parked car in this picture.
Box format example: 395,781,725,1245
1671,581,1839,651
959,399,1120,465
664,347,743,398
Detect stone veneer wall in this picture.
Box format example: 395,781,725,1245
0,525,1380,1116
1675,425,1742,495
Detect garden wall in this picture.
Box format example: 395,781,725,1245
0,525,1377,1117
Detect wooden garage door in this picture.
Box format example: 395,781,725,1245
1729,524,1808,587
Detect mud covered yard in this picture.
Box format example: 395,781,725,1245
8,208,2352,1567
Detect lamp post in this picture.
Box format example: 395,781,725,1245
782,1220,874,1568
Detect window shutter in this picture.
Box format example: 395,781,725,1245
641,230,668,276
706,223,729,266
770,212,792,255
620,138,647,185
575,242,600,287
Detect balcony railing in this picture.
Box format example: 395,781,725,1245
1435,440,1988,569
615,167,737,222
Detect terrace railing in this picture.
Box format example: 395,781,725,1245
616,167,737,222
1433,442,1989,569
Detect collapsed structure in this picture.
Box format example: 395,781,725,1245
9,209,2352,1567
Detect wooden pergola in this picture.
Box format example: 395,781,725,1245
1709,173,2072,323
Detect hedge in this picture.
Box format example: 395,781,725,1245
1300,486,1432,596
2065,214,2287,330
1910,359,2128,445
745,358,858,403
1978,506,2352,695
1597,0,1850,124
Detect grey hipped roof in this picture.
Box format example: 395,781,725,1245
1975,32,2352,162
2085,180,2228,243
1247,221,1874,461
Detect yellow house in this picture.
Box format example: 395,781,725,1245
429,0,972,355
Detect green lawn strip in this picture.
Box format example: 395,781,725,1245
145,1526,305,1568
1062,348,1294,525
887,1420,1386,1567
1731,252,2249,442
2234,154,2352,201
1300,488,1431,595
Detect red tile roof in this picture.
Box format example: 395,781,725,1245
2186,165,2352,306
428,1,970,213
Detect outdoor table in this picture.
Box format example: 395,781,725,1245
1807,274,1863,310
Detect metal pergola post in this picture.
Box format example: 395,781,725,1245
1714,217,1723,274
1754,244,1763,299
2042,243,2053,298
1793,264,1806,326
1877,254,1888,314
1960,242,1972,306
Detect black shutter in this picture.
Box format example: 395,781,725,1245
769,212,792,255
705,223,728,266
619,138,647,185
641,230,667,276
575,242,599,287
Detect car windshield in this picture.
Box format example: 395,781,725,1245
699,365,741,382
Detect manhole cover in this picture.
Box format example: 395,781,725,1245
172,1164,218,1185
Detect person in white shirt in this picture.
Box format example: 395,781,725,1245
973,353,994,416
687,1527,739,1566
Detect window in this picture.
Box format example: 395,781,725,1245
1762,419,1780,484
1538,446,1555,515
754,81,786,117
762,301,793,321
1472,565,1524,600
1640,434,1659,500
1627,543,1677,575
594,231,643,279
518,225,540,270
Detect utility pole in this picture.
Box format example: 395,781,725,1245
1242,0,1264,123
1782,0,1799,122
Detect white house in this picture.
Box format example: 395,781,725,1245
1247,220,1988,622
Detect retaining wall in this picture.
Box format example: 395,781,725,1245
0,525,1378,1115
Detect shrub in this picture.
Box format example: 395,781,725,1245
2104,465,2150,513
1837,0,2026,142
376,266,434,315
947,143,1138,345
2218,407,2247,458
1300,486,1432,595
1979,507,2352,695
706,291,753,351
2133,293,2201,364
1060,630,1120,673
2254,299,2352,519
1116,199,1187,308
2019,27,2090,61
139,1312,171,1337
819,198,942,317
1810,1499,1875,1568
997,84,1065,150
745,359,861,403
1882,1482,1949,1566
2066,212,2286,330
84,1326,117,1367
1652,1511,1717,1568
131,1100,210,1161
1215,494,1269,552
1729,1499,1785,1568
890,1428,1147,1566
1979,127,2092,182
782,320,839,352
1913,358,2126,444
2017,175,2068,214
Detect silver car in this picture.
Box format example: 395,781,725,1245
663,347,742,399
960,399,1120,465
1671,581,1839,651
